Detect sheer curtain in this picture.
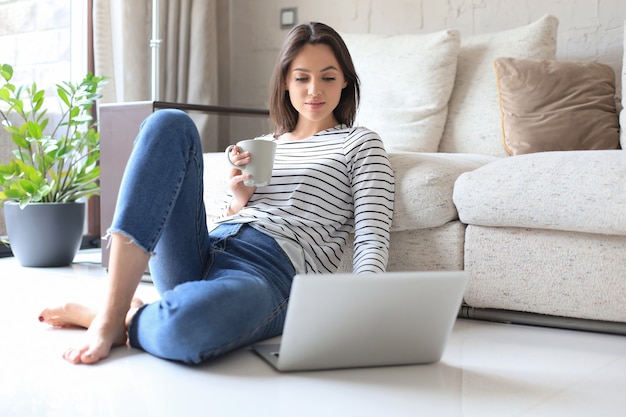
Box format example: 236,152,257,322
92,0,218,149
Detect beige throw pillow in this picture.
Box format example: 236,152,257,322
494,57,620,155
342,30,461,153
439,15,559,157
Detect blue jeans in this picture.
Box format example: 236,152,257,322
110,109,295,364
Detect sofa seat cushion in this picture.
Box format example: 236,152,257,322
453,150,626,235
390,152,497,231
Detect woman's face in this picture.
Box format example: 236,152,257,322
285,43,347,132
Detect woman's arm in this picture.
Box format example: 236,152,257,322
347,129,395,273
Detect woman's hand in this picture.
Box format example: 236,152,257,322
226,145,256,215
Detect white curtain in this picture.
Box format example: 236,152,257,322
93,0,218,149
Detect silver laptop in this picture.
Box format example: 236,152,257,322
252,270,468,372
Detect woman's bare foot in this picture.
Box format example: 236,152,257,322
39,298,144,328
39,303,97,328
62,312,128,364
39,298,145,365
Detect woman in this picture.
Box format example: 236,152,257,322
39,22,394,365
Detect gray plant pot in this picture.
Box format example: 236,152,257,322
4,201,85,267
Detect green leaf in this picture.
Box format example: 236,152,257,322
32,97,44,114
9,98,24,115
0,163,13,175
11,133,30,149
26,121,43,139
2,123,20,135
4,188,25,199
56,86,70,107
19,179,36,195
0,64,13,81
0,86,10,101
33,88,45,102
39,116,48,131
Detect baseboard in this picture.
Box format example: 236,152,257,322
459,304,626,336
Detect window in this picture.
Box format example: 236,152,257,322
0,0,98,252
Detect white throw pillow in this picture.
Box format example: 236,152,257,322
342,30,460,153
439,14,559,157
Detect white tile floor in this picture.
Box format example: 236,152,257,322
2,250,626,417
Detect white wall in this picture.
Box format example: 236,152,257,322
225,0,625,120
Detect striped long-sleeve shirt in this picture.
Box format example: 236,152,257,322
216,124,394,274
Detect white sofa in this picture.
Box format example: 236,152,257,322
200,15,626,332
101,15,625,333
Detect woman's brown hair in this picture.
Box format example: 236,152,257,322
269,22,360,136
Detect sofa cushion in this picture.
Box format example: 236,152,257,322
389,152,497,231
439,14,559,157
453,150,626,236
202,151,496,232
342,30,461,153
494,57,620,155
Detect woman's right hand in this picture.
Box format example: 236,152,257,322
226,145,256,215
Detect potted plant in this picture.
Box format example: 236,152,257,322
0,63,106,267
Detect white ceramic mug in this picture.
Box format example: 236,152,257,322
225,139,277,187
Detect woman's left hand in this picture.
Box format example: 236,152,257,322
226,145,256,214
